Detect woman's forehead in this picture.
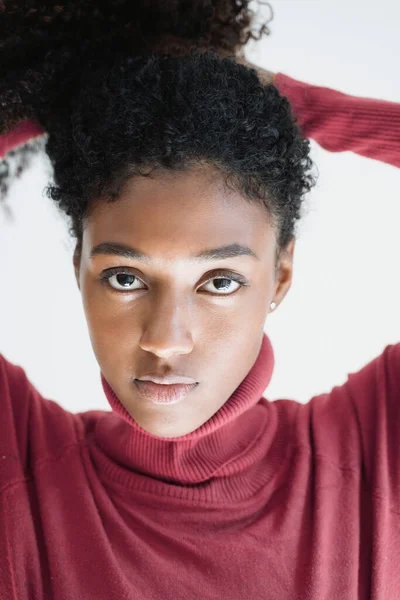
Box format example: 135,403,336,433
87,167,266,221
82,170,276,265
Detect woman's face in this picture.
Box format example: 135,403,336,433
74,167,294,438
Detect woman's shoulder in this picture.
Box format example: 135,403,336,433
0,353,82,493
291,343,400,504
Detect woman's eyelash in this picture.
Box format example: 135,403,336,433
207,270,249,288
99,267,249,291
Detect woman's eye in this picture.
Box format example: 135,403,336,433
102,271,144,292
101,269,247,295
200,277,243,295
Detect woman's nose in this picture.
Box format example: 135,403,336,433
138,298,194,359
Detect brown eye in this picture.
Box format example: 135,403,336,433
100,268,248,295
200,270,248,296
200,277,242,295
100,268,145,292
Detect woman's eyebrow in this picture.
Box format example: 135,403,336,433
89,241,260,263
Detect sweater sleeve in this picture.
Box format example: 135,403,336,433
346,343,400,509
274,73,400,169
0,353,77,494
0,354,34,490
0,120,45,160
2,78,399,169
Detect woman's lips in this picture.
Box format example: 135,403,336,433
133,380,198,405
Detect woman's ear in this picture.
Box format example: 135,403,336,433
73,247,81,291
272,238,295,310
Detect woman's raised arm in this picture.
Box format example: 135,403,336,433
3,68,399,170
0,120,45,160
240,59,399,169
273,72,400,169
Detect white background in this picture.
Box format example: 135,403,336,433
0,0,399,412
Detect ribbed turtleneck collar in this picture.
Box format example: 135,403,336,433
92,334,282,505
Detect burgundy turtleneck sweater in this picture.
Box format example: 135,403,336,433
1,75,400,599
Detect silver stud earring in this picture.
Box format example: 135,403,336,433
270,302,277,311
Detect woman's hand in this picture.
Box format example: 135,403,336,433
236,56,275,86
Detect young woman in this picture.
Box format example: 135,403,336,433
0,2,399,599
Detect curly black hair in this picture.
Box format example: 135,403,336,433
0,0,315,255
